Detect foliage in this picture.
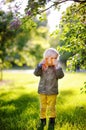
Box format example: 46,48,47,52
0,72,86,129
0,11,14,62
80,82,86,94
0,11,28,70
55,3,86,71
0,0,86,76
17,14,49,67
0,9,35,81
2,0,86,31
0,10,15,80
25,0,86,17
0,1,49,74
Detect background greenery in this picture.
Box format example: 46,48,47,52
0,71,86,130
0,1,86,129
0,0,86,74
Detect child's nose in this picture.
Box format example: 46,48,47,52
48,57,51,63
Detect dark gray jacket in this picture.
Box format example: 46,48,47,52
34,65,64,95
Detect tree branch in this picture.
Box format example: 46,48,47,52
39,0,86,14
10,0,86,32
73,0,86,3
39,0,68,14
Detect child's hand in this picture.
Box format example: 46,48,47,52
54,60,58,67
38,60,46,69
40,59,46,65
39,59,48,71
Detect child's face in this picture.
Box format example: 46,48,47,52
45,56,57,66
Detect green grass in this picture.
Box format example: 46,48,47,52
0,71,86,130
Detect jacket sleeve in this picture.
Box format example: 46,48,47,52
33,64,42,76
55,67,64,79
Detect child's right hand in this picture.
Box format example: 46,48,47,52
39,59,48,71
40,60,46,65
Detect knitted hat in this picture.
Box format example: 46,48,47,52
43,48,59,59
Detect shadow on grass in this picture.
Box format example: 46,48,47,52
0,89,86,130
56,89,86,129
56,106,86,129
0,92,39,130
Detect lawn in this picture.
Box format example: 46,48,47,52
0,71,86,130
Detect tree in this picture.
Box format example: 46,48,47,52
0,9,36,80
1,0,86,26
0,0,86,79
22,15,49,67
0,10,16,80
0,3,49,80
25,0,86,15
56,3,86,71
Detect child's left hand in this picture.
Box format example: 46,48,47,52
54,59,58,67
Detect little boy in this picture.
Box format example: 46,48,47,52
34,48,64,130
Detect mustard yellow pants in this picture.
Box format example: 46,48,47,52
39,94,57,119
